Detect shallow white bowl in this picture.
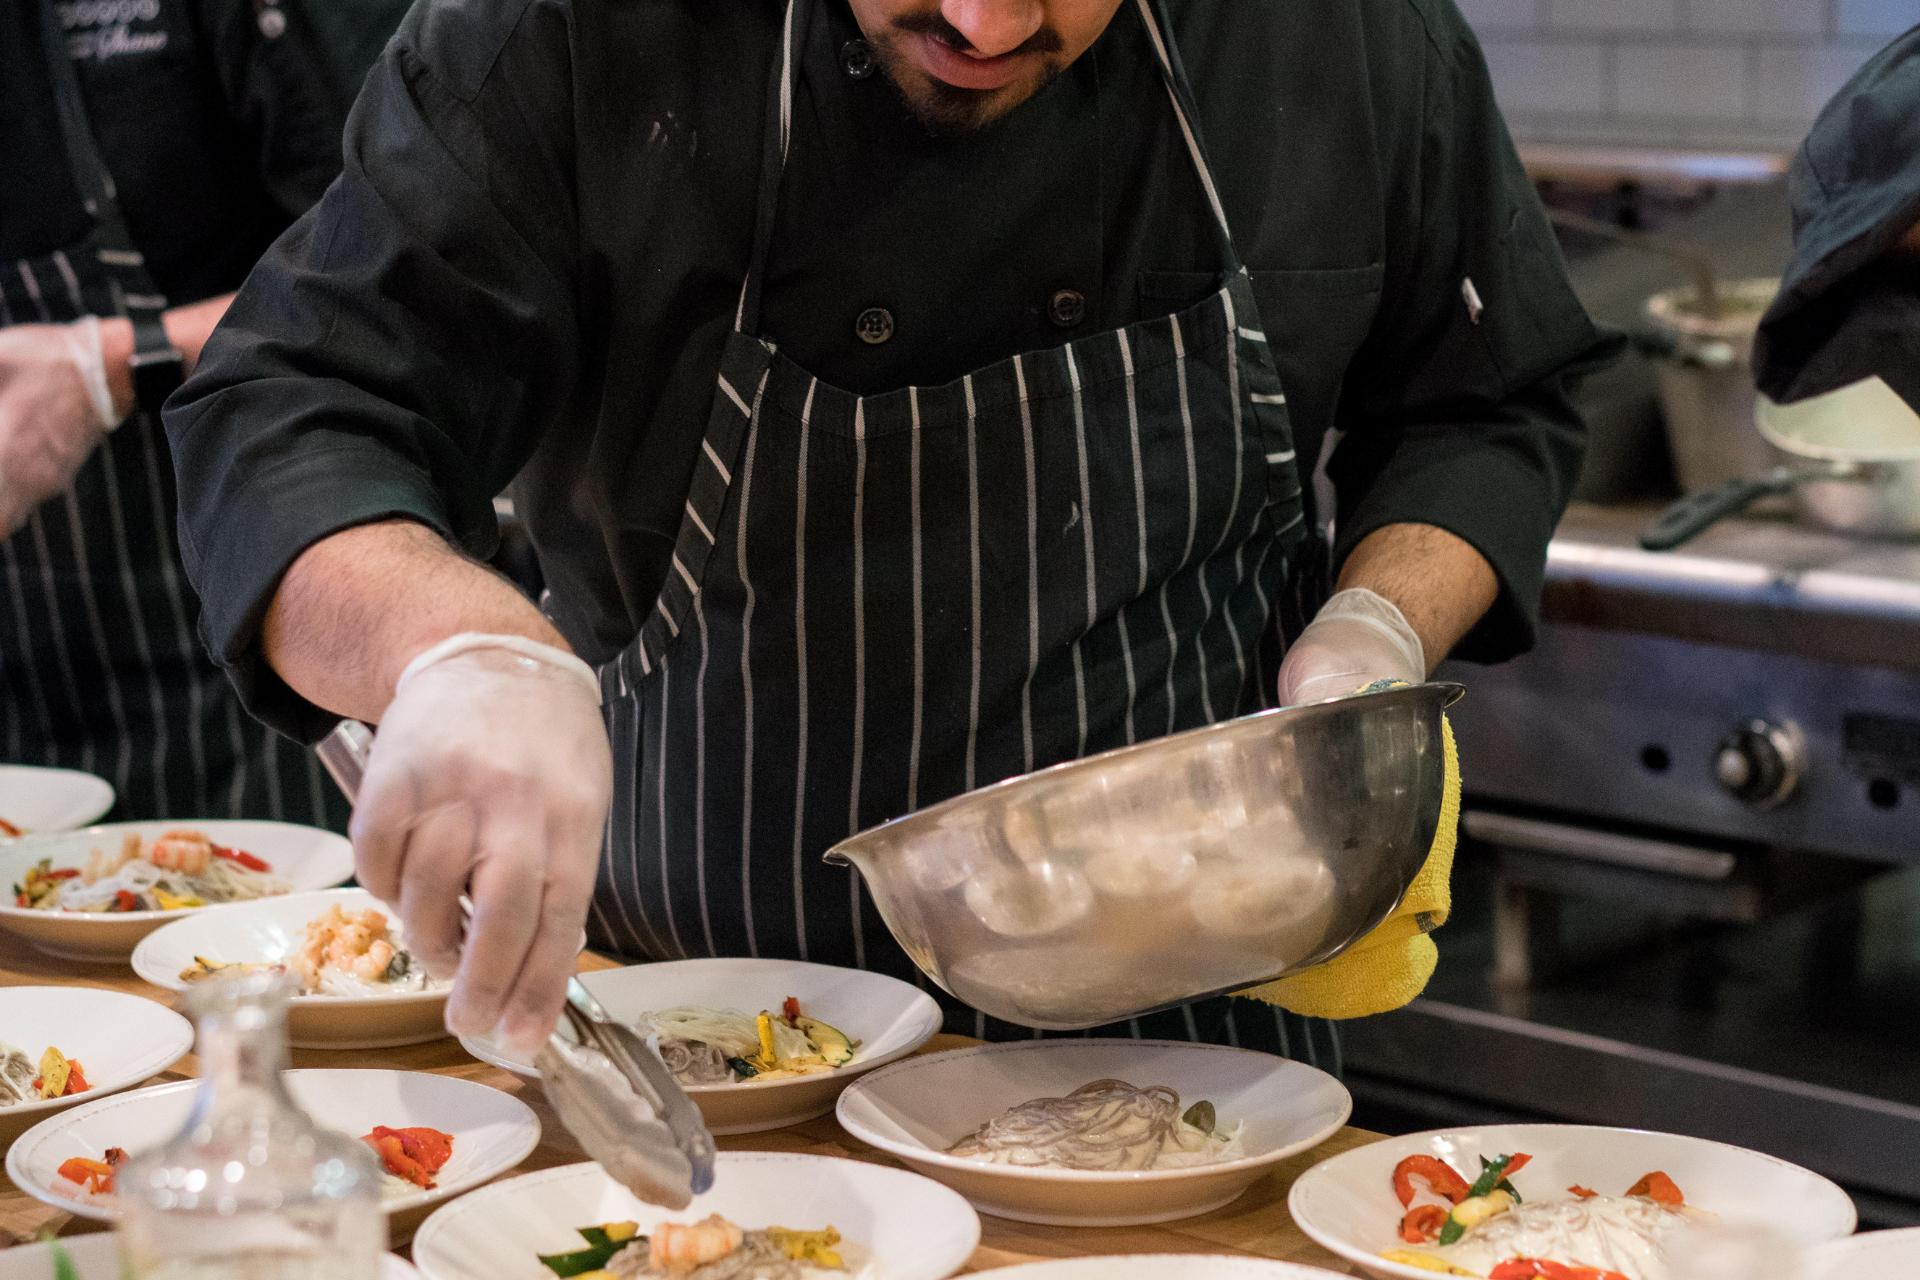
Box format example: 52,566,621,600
131,888,450,1049
0,765,115,839
987,1257,1347,1280
834,1038,1351,1227
0,1234,421,1279
0,820,354,960
412,1153,979,1280
1807,1226,1920,1278
460,957,942,1135
6,1068,540,1237
1288,1122,1858,1279
0,987,191,1140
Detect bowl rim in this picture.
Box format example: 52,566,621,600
1286,1120,1860,1279
130,886,451,1008
463,956,944,1093
0,820,353,926
834,1037,1353,1184
410,1152,984,1280
0,765,116,838
5,1067,543,1222
0,986,193,1124
823,681,1464,867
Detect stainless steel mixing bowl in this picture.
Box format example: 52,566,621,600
824,681,1463,1029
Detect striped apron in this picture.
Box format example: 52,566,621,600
587,0,1340,1069
0,14,344,832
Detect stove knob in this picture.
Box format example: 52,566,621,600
1713,720,1802,809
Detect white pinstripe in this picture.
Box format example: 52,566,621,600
1015,356,1039,774
26,513,94,775
656,610,684,960
57,489,134,803
963,376,983,792
791,378,816,960
906,386,925,809
703,437,734,484
1131,0,1233,241
621,688,668,958
1117,330,1147,746
691,594,716,955
1065,346,1095,756
134,426,210,806
90,440,169,813
738,371,769,957
847,398,869,970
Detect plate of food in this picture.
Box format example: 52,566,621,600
833,1038,1351,1227
983,1259,1347,1280
0,821,354,960
131,888,451,1048
410,1152,980,1280
1806,1227,1920,1279
0,987,192,1141
6,1068,540,1238
0,766,115,841
460,958,943,1134
1288,1123,1857,1280
0,1234,424,1279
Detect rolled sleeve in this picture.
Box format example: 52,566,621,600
165,0,583,739
1330,2,1621,662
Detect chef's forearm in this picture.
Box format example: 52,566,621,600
262,518,570,725
1335,522,1499,673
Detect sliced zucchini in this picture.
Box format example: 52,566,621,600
796,1016,855,1066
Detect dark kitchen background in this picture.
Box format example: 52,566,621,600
1341,0,1920,1232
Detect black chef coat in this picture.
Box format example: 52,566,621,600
165,0,1618,742
0,0,346,307
1755,25,1920,412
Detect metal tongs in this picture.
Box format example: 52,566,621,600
315,720,716,1207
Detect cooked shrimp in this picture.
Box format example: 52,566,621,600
147,830,213,875
347,939,396,981
649,1216,743,1272
291,905,402,990
83,832,144,885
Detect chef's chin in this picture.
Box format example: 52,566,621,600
873,42,1059,134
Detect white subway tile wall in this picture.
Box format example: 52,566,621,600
1462,0,1918,150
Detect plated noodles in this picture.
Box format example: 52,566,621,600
945,1078,1242,1171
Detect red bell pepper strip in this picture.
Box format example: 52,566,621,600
1392,1154,1472,1207
64,1060,90,1094
1399,1203,1449,1243
0,818,20,837
112,889,140,912
57,1148,127,1195
783,996,803,1024
361,1126,456,1190
1489,1260,1630,1280
1626,1171,1684,1205
211,845,272,873
1567,1184,1598,1199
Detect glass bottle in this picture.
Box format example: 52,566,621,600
116,971,385,1280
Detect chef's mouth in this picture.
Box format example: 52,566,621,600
910,29,1038,93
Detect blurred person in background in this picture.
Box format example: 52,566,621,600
0,0,351,825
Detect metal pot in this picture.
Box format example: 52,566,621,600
1641,277,1786,492
1641,376,1920,549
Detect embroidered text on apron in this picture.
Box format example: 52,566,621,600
0,0,343,830
587,0,1340,1068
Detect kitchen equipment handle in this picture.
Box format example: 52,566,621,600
1640,467,1803,550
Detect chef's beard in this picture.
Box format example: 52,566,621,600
868,13,1067,134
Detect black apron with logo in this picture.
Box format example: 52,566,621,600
0,0,343,831
586,0,1339,1068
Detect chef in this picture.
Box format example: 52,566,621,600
165,0,1616,1061
0,0,348,826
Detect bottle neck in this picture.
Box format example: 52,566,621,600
190,1002,294,1116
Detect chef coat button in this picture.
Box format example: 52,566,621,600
856,306,895,345
256,3,286,37
841,39,876,80
1048,288,1087,329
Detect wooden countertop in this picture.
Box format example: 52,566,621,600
0,930,1377,1270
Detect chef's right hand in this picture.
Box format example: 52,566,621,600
0,319,120,535
351,636,612,1055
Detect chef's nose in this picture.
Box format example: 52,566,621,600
940,0,1045,57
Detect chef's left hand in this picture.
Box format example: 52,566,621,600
0,320,122,535
1276,587,1426,705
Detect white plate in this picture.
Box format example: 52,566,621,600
0,820,354,960
1288,1122,1858,1279
0,766,115,840
0,987,191,1139
132,888,450,1049
985,1258,1347,1280
0,1234,421,1279
460,957,942,1135
835,1039,1350,1227
6,1068,540,1235
1808,1227,1920,1278
411,1153,980,1280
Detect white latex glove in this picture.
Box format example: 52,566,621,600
0,318,119,535
1276,587,1426,706
351,635,612,1056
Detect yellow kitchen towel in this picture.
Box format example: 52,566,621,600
1235,687,1460,1021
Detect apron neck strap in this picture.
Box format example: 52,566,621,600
733,0,1239,337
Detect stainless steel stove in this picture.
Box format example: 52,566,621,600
1344,503,1920,1226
